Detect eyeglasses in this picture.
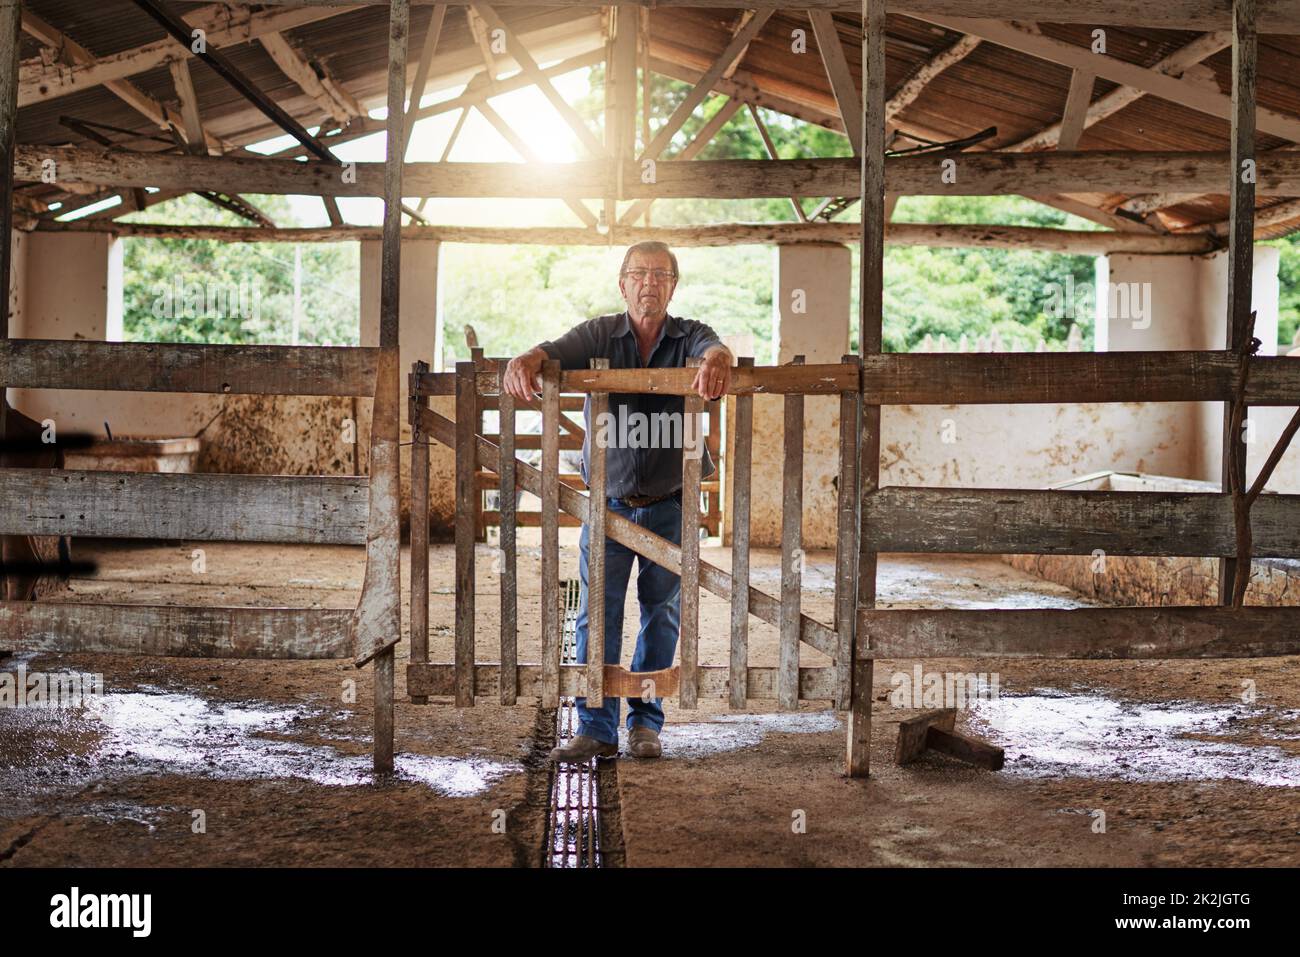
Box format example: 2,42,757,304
622,268,677,284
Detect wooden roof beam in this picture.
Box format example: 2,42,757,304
19,4,359,108
31,147,1300,199
807,10,861,154
33,218,1217,255
201,2,1300,33
1005,30,1232,152
20,9,229,153
472,3,606,157
258,30,363,127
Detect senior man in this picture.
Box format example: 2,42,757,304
502,241,733,762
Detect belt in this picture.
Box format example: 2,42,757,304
614,490,678,508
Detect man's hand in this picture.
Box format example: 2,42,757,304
691,345,733,400
502,346,547,401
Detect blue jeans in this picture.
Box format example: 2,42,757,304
574,493,682,744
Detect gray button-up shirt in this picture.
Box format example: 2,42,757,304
539,311,722,499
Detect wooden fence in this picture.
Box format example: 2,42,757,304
407,354,863,714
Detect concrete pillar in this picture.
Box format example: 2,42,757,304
1100,248,1281,484
727,243,851,548
359,238,451,533
11,232,218,437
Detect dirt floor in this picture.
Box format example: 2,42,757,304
1,536,1298,867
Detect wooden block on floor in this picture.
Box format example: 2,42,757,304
895,708,955,764
894,707,1004,770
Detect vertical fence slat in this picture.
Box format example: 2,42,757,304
454,360,477,707
679,357,704,709
586,358,609,708
729,356,755,709
779,355,805,711
471,347,486,543
454,358,480,702
541,359,561,709
410,359,430,704
834,355,862,711
498,366,518,705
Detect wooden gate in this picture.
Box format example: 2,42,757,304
407,353,864,721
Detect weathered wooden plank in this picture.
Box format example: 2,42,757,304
861,486,1300,557
224,2,1300,33
406,662,840,701
1,601,353,658
927,727,1006,771
834,354,861,711
0,469,368,543
860,607,1300,658
355,0,407,776
0,339,377,396
28,148,1300,198
497,367,518,706
42,218,1217,254
851,0,887,780
895,708,955,765
419,406,839,656
540,359,561,709
861,352,1300,405
454,361,476,708
779,356,805,712
409,360,431,704
1056,69,1095,151
729,357,755,709
679,358,704,710
586,358,608,709
414,362,859,397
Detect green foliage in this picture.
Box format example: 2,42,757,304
120,194,359,345
1264,234,1300,349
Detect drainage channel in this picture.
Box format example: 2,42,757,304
543,578,624,868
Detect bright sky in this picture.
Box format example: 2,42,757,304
249,65,595,228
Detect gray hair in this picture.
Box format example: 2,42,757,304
619,241,679,281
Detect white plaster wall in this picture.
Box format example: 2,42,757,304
10,232,219,438
359,238,450,528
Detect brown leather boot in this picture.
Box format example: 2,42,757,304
548,734,617,763
627,725,662,758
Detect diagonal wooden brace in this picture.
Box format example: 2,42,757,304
418,406,838,656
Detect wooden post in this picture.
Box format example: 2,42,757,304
586,358,609,708
1220,0,1257,606
728,356,755,709
0,0,21,575
540,359,561,709
454,360,477,707
369,0,409,774
834,354,861,711
778,355,805,711
679,357,704,709
498,365,518,705
851,0,887,777
410,359,431,704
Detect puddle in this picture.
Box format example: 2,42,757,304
968,690,1300,787
1,683,518,801
649,711,841,758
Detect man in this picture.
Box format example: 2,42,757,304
502,242,733,762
